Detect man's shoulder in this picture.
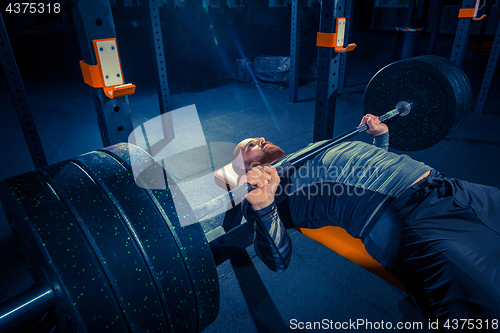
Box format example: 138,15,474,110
272,140,369,167
331,140,386,151
324,140,374,153
272,140,329,167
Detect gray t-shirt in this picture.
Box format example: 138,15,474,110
275,140,431,236
244,134,433,272
288,140,431,197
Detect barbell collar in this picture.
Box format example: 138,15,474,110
356,101,410,134
395,101,412,116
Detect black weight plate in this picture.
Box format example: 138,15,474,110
102,143,220,333
0,172,127,333
363,56,462,151
431,57,470,130
412,55,465,132
72,151,198,333
416,55,471,132
415,56,465,123
39,161,168,332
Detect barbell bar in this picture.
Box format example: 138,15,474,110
0,55,471,332
196,55,471,221
0,284,56,332
193,102,411,222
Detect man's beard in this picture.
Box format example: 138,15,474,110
249,145,285,168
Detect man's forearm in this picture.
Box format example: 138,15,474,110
373,131,389,151
243,200,292,273
252,199,274,210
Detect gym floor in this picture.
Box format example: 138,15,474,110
1,26,499,332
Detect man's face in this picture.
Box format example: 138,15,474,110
237,137,285,172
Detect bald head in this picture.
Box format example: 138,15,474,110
231,137,285,176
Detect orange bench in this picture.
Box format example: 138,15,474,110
214,163,405,291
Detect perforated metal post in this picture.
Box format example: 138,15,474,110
337,0,353,94
145,0,174,143
146,0,171,115
289,0,302,103
427,0,443,55
450,0,476,67
474,18,500,114
0,13,47,168
406,0,416,26
70,0,134,147
313,0,346,142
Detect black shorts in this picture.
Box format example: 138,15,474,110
391,170,500,332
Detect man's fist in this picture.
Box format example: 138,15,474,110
360,114,389,137
241,166,280,210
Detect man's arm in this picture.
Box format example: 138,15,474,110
242,166,292,273
373,131,389,150
360,114,390,151
243,200,292,272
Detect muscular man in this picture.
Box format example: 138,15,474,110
232,115,500,332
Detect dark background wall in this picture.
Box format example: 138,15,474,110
1,0,498,95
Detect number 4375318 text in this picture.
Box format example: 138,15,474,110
5,3,61,14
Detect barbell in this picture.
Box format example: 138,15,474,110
197,55,471,221
0,55,471,332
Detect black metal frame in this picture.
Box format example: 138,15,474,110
70,0,134,147
449,0,476,67
406,0,417,26
0,13,48,169
145,0,172,117
427,0,443,55
145,1,175,143
474,18,500,114
289,0,302,103
337,0,354,94
313,0,347,142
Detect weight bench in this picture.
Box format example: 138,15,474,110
214,163,405,291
